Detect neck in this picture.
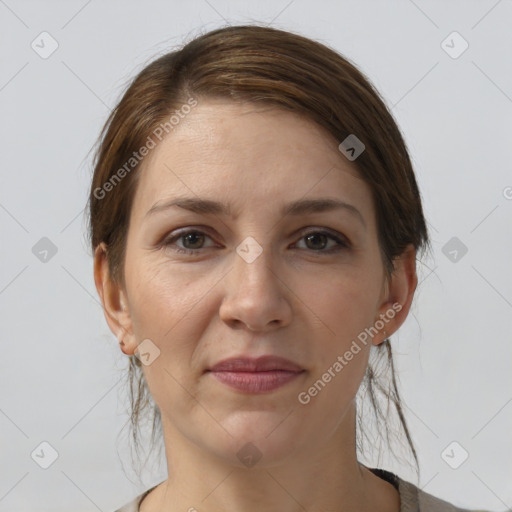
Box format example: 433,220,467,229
141,402,400,512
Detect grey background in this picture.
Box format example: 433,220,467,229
1,0,511,511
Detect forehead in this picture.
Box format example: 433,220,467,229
130,99,374,223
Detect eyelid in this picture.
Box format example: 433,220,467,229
162,225,349,243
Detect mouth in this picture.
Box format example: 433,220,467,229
206,355,305,393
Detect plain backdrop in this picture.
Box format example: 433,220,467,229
1,1,511,511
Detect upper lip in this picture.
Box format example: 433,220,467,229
209,355,304,373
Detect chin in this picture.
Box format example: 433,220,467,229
206,411,307,469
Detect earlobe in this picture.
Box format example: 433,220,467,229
373,244,418,346
93,242,137,355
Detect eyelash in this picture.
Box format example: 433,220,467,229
161,228,349,257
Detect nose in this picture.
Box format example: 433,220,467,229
218,242,293,331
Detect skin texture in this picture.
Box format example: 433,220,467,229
94,99,417,512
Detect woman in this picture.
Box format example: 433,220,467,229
88,24,488,512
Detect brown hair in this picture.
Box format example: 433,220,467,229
87,24,431,482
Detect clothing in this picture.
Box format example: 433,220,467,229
113,467,492,511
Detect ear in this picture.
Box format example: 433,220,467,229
372,243,418,346
93,242,137,356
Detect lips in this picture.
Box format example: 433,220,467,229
207,355,305,393
209,355,303,373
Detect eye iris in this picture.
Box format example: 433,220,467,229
305,233,327,250
183,232,204,249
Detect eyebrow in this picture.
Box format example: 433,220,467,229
145,197,366,228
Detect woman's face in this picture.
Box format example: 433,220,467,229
100,98,415,467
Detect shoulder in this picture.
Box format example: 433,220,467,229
112,485,156,512
397,474,494,512
113,473,501,512
367,466,494,512
112,495,143,512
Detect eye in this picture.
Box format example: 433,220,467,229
162,229,215,256
294,229,349,253
161,227,349,257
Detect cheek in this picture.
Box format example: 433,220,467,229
126,256,205,334
296,266,381,400
126,260,208,413
124,257,219,391
302,268,381,342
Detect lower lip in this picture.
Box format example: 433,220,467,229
209,370,304,393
